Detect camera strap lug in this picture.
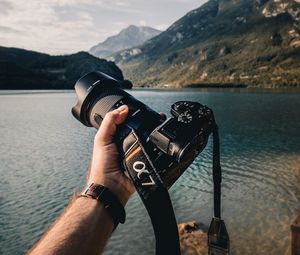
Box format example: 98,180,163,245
208,217,230,255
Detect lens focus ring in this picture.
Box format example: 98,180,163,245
88,89,129,127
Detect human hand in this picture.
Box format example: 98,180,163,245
87,105,135,206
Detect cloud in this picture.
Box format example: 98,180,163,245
155,24,168,31
112,21,129,28
115,1,130,7
0,0,144,54
54,0,97,6
0,0,13,15
0,0,207,54
139,20,147,26
0,25,23,34
0,0,103,54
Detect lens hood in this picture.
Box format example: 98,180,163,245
72,71,120,126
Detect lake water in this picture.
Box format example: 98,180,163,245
0,89,299,255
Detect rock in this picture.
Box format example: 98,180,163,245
219,46,231,55
178,221,208,255
199,51,208,61
117,0,300,88
291,212,300,255
89,25,161,58
255,0,269,8
271,32,283,46
200,71,208,80
290,38,300,48
234,16,247,24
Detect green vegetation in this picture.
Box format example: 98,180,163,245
113,0,300,88
0,47,124,89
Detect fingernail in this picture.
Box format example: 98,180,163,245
117,105,127,112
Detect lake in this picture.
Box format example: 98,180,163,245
0,89,299,255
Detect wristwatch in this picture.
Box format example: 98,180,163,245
81,183,126,229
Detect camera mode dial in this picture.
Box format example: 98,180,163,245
178,112,193,124
171,101,207,124
171,101,192,116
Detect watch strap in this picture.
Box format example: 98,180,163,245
81,183,126,229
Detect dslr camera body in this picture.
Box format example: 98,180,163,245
72,72,214,189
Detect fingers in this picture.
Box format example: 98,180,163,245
96,107,164,145
159,112,167,120
96,105,129,145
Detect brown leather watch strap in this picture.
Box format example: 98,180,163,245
81,183,126,229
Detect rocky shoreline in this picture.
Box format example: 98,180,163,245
178,221,207,255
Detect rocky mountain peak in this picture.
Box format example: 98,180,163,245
112,0,300,88
89,25,161,58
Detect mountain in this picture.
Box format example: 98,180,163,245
89,25,161,58
0,47,129,89
112,0,300,88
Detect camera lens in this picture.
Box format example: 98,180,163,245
72,71,163,139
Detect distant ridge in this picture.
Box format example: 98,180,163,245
112,0,300,88
0,46,125,89
89,25,161,58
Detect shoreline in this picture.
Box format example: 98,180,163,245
0,89,74,95
1,87,300,96
186,83,247,88
132,87,300,93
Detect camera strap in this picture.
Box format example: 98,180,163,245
122,125,230,255
122,130,181,255
208,124,230,254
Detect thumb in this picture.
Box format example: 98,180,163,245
95,105,129,145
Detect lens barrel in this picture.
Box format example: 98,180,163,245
72,71,163,138
72,71,122,126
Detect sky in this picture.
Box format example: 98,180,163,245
0,0,207,55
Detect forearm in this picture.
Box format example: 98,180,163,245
28,196,114,255
29,106,135,255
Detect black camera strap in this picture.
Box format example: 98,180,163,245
208,124,230,255
122,125,229,255
212,125,221,219
123,130,181,255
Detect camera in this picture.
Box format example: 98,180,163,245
72,71,214,189
72,71,230,255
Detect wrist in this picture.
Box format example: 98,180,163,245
86,178,131,206
74,195,115,230
80,183,126,229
